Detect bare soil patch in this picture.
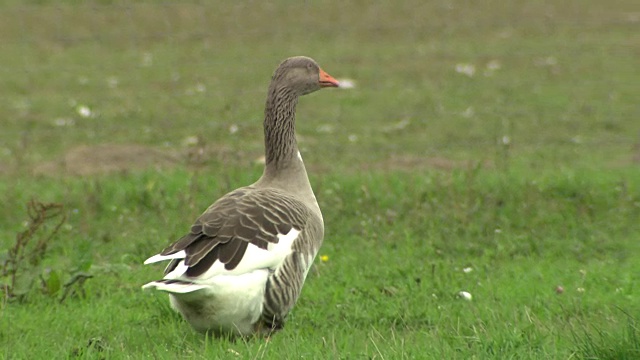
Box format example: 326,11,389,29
29,142,243,177
32,144,181,176
23,144,502,177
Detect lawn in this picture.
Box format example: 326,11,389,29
1,1,639,359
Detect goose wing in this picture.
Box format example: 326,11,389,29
144,186,311,279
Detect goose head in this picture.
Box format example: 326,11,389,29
270,56,339,96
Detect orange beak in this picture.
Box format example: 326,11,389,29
319,68,340,88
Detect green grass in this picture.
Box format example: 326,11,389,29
1,0,639,359
2,169,640,358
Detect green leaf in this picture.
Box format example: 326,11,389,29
44,269,62,296
76,258,93,273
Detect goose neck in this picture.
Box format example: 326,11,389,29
263,86,300,170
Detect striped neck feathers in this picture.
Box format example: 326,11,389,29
263,85,300,170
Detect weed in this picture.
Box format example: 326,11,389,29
0,200,93,303
1,200,66,301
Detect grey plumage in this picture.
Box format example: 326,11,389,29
161,187,311,277
142,56,339,336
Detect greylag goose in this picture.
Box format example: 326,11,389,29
142,56,339,337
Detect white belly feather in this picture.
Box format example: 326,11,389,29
169,269,269,335
143,228,302,335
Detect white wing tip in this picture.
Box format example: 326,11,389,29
142,280,208,294
143,250,186,265
141,282,157,290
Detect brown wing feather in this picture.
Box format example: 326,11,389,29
184,236,223,266
158,186,310,278
160,232,200,256
185,245,221,277
218,237,243,264
224,241,249,270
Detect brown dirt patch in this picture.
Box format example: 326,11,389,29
32,144,181,176
29,142,241,176
26,144,496,177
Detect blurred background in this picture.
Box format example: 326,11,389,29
2,2,639,357
1,0,638,176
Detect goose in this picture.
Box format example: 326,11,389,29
142,56,339,337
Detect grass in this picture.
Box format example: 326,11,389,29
2,169,640,358
1,0,639,359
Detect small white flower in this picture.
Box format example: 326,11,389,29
227,348,241,356
463,267,473,273
458,291,472,301
229,124,239,134
77,105,93,118
337,78,356,89
182,136,199,146
495,228,502,233
501,136,511,145
455,63,476,77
